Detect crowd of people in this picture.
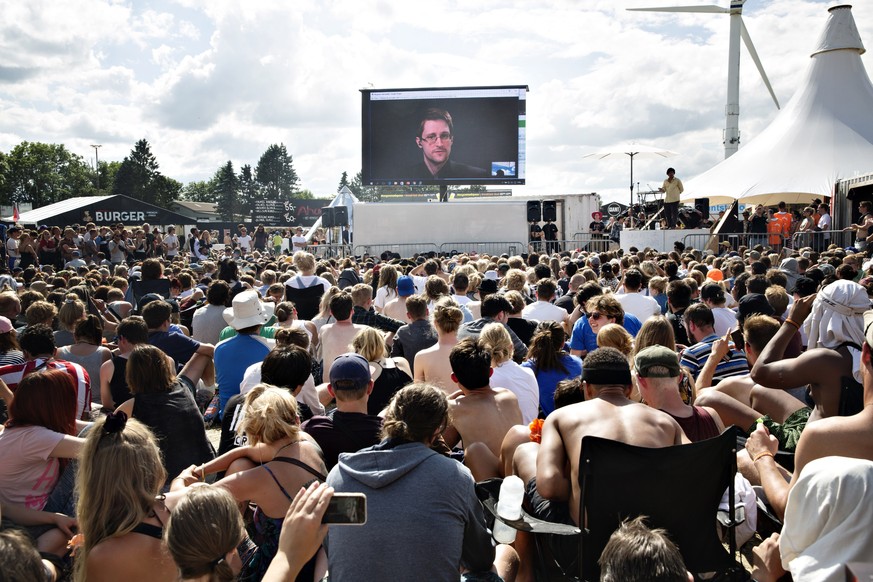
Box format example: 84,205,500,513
0,213,872,582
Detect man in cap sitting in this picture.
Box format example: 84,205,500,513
635,345,724,442
303,353,383,470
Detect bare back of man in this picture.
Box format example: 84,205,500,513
413,340,457,395
444,387,522,458
320,322,366,372
540,391,686,524
382,297,411,324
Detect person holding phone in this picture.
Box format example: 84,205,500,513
324,383,505,581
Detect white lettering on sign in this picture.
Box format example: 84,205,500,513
94,211,146,223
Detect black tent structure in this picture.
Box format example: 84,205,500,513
4,195,193,226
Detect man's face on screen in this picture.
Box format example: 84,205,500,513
417,119,453,167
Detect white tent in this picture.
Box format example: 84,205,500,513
682,5,873,206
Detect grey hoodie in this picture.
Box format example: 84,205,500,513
325,440,495,581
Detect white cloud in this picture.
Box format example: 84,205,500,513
0,0,870,204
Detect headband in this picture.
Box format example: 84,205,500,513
582,367,632,386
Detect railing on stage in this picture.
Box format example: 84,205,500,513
353,243,440,258
569,235,616,253
681,231,788,252
791,229,854,251
439,242,527,256
304,243,353,258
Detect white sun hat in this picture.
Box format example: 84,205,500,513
223,290,275,330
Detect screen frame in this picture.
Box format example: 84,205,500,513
360,85,528,187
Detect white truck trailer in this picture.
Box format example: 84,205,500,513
351,193,601,256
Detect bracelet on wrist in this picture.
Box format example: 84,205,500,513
753,451,775,463
784,318,800,330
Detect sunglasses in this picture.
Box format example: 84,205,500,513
588,312,606,320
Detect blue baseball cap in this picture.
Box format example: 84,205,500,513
329,353,372,390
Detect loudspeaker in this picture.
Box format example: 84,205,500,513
694,198,710,220
542,200,557,222
334,206,349,227
527,201,541,222
322,207,335,227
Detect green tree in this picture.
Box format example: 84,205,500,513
112,139,179,207
0,141,95,207
213,161,240,222
337,171,350,193
181,179,217,202
295,189,315,200
238,164,259,211
349,170,379,202
95,161,122,195
255,143,299,201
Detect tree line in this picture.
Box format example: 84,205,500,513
0,139,488,222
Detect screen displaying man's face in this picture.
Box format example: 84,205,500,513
417,119,453,166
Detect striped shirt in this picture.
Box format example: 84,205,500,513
680,334,749,385
0,358,91,419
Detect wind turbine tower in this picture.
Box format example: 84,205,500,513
629,0,780,158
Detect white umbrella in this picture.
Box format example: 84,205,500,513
584,143,679,210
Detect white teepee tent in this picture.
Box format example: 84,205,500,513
682,4,873,207
305,186,360,242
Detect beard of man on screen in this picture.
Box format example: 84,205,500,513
412,108,488,180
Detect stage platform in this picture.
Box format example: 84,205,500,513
620,228,712,253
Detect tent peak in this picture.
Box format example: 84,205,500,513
812,5,865,57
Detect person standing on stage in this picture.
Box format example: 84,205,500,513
658,168,684,229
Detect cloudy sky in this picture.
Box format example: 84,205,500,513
1,0,870,203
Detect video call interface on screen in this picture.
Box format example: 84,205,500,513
360,86,527,187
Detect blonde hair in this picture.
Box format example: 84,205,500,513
352,327,388,362
596,323,634,358
292,251,316,273
75,417,166,582
503,269,527,292
433,297,463,334
237,385,300,445
164,486,243,582
634,316,676,354
479,322,513,364
58,294,86,331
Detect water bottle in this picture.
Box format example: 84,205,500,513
493,476,525,544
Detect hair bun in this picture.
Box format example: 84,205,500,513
103,410,128,434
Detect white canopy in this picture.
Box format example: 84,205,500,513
683,5,873,205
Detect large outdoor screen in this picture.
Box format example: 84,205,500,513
361,85,527,187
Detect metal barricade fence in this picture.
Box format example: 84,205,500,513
352,243,440,258
439,242,527,256
567,235,615,254
304,244,352,259
792,229,854,251
681,232,787,252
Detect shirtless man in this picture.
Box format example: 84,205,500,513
382,275,414,323
744,309,873,520
414,298,463,394
843,200,873,252
442,339,522,464
511,347,686,576
319,292,366,384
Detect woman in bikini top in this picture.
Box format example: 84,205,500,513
170,385,329,582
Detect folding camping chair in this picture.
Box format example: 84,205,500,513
579,429,745,581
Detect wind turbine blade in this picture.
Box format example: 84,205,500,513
740,17,781,109
628,5,729,14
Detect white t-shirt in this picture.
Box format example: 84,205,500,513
239,361,325,415
291,235,308,250
712,307,738,337
521,300,567,323
285,274,331,295
615,292,662,323
164,234,180,256
490,361,540,424
0,425,65,509
6,237,19,259
236,235,253,251
374,286,397,310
